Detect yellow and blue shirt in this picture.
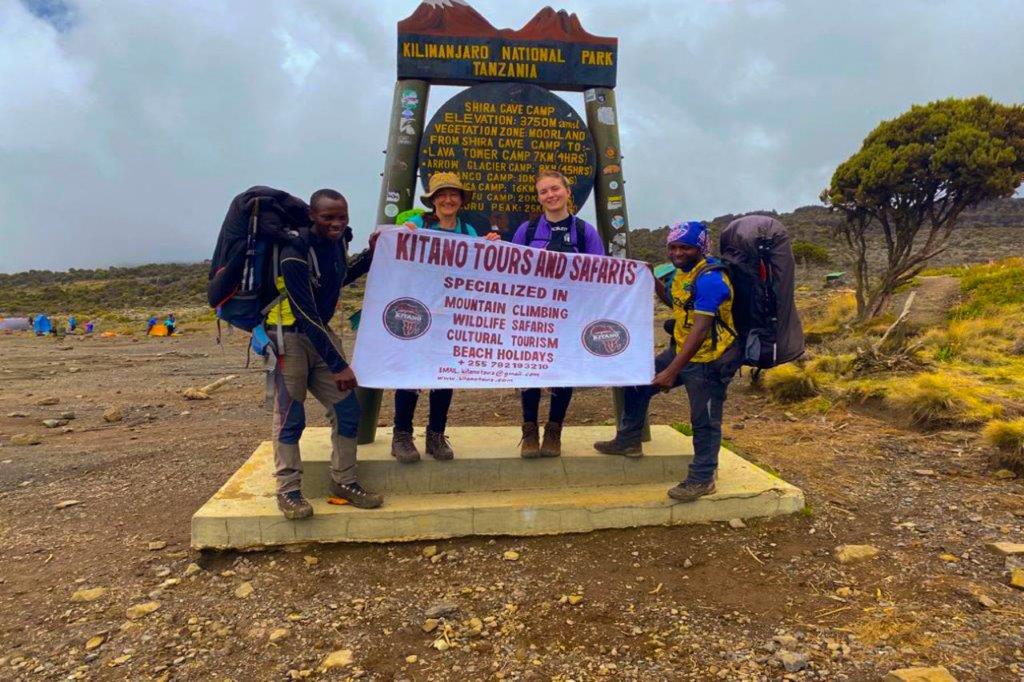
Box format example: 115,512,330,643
668,257,735,363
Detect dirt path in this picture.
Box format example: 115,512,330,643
1,327,1022,680
905,275,962,327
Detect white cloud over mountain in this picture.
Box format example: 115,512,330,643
1,0,1022,271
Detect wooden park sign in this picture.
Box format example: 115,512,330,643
396,3,617,90
361,0,631,443
375,0,630,256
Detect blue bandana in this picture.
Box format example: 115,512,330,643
667,220,709,255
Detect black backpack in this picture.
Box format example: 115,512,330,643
207,187,312,332
524,215,587,253
718,215,805,368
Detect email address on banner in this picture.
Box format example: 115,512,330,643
437,367,544,382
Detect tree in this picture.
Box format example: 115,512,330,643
822,96,1024,320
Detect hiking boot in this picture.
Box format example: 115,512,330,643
329,480,383,509
593,434,643,458
539,421,563,458
667,479,716,503
276,490,313,520
520,422,541,459
391,430,420,464
425,429,454,460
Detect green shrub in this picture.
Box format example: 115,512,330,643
792,240,831,266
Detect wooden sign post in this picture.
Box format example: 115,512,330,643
360,1,629,443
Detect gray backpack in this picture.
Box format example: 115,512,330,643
718,215,805,368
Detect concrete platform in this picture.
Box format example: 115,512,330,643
192,426,804,549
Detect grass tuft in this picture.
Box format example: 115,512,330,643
886,372,1001,427
983,419,1024,452
984,418,1024,473
671,423,693,437
763,365,820,402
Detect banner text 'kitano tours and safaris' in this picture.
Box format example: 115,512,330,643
352,229,653,389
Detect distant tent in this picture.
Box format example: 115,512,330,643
0,317,31,331
149,323,170,337
33,315,53,335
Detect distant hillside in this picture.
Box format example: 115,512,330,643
628,197,1024,270
0,262,208,316
2,197,1022,315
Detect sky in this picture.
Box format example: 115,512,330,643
1,0,1022,273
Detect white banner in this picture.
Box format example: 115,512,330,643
351,228,654,389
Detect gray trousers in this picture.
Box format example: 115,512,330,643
271,330,360,494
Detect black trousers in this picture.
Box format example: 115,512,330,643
393,389,454,434
520,387,573,424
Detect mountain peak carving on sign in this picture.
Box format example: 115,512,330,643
399,2,616,46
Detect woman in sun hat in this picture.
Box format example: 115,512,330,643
402,172,499,237
390,172,499,465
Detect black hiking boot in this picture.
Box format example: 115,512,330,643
539,421,563,458
667,480,716,503
425,429,454,460
391,430,420,464
520,422,542,459
329,480,384,509
593,434,643,458
276,490,313,520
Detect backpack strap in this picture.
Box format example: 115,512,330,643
572,217,586,254
524,216,541,246
682,262,736,351
271,243,284,355
307,246,321,287
525,215,586,253
241,198,260,292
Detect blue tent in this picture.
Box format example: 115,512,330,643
33,314,52,335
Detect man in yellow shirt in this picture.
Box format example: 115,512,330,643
595,221,743,502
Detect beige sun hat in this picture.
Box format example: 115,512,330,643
420,172,473,207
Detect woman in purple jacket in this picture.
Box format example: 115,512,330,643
511,169,606,459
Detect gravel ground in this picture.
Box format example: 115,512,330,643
1,328,1022,681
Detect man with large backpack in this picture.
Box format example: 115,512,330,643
594,220,743,502
595,215,804,502
207,186,382,519
263,188,386,519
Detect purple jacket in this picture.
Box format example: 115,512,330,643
511,216,606,256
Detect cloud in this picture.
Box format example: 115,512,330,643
1,0,1022,272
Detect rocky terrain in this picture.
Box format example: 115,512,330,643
1,324,1022,680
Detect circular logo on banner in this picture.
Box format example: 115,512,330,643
581,319,630,357
382,298,431,340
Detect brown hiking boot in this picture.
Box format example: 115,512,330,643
520,422,541,458
276,490,313,520
391,430,420,464
425,429,454,460
593,435,643,458
539,421,562,458
667,480,716,503
329,480,383,509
